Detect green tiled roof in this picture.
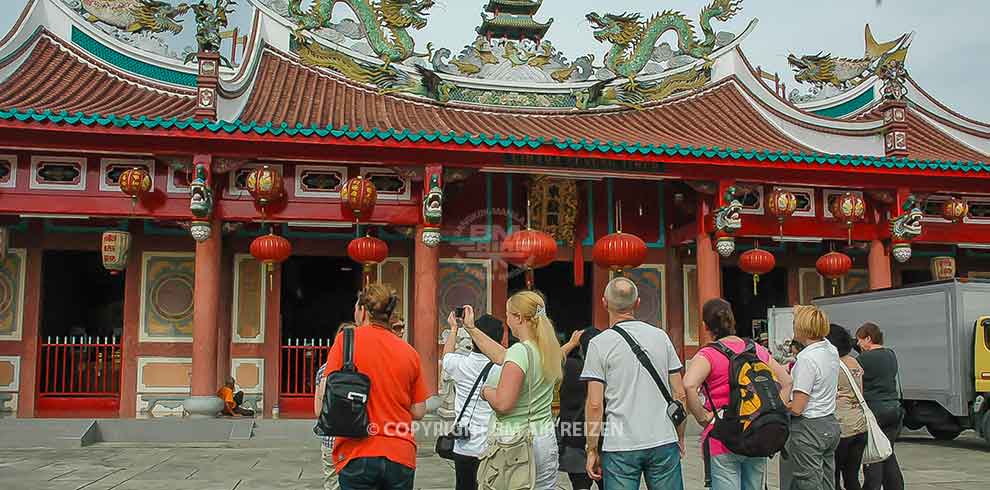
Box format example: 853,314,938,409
71,26,197,88
481,14,551,30
2,108,988,174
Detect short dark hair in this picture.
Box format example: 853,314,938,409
826,323,854,357
474,314,504,351
702,298,736,340
856,322,884,345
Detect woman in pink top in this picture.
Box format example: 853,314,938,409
684,299,792,490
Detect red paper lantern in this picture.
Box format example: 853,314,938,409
592,232,647,274
245,165,284,212
118,167,152,203
816,251,852,294
348,235,389,284
942,197,968,223
831,192,866,244
502,229,557,289
739,248,776,295
250,232,292,289
767,188,798,237
341,177,378,222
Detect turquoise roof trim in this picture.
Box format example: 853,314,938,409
71,27,197,88
1,107,988,174
812,88,876,118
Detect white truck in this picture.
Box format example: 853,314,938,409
809,279,990,446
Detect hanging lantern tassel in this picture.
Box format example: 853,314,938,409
525,268,535,290
831,278,840,296
739,248,776,297
753,273,760,296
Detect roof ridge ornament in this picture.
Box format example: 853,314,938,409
787,23,912,104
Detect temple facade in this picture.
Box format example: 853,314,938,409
0,0,988,418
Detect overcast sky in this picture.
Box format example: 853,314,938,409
2,0,987,120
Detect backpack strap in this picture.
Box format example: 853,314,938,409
453,361,494,427
611,325,675,405
342,326,356,372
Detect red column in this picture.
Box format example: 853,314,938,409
184,215,223,417
16,247,42,418
868,239,892,290
118,223,142,417
414,225,439,395
696,199,721,345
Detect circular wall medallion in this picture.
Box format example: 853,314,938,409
0,273,12,317
151,274,194,322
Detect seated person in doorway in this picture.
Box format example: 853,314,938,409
218,376,255,417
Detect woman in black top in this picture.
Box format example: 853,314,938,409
557,327,601,490
855,322,904,490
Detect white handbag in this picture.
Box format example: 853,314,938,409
839,361,892,464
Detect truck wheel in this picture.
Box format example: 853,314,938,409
983,415,990,447
928,428,962,441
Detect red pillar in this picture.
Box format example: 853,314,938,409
16,247,42,418
414,225,439,395
184,215,223,417
868,240,892,290
696,199,721,345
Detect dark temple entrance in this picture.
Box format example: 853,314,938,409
509,261,593,343
278,256,361,416
38,250,124,416
722,266,789,340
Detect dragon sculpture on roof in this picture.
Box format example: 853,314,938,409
788,24,910,90
586,0,741,85
79,0,191,34
288,0,435,66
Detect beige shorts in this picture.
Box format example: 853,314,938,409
321,445,340,490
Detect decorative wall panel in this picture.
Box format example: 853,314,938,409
799,267,825,304
377,257,409,341
231,358,264,412
842,269,869,294
232,254,265,343
140,253,195,342
136,356,191,417
0,249,26,340
624,265,666,329
227,163,284,198
683,265,699,346
294,164,347,198
100,158,155,192
438,259,492,324
0,154,16,188
30,156,87,190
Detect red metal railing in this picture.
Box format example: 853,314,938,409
39,337,121,397
280,338,332,397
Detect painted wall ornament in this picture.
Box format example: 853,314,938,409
189,159,213,242
889,194,922,242
931,256,956,281
586,0,742,86
430,37,596,84
528,176,578,243
422,173,443,247
184,0,236,67
288,0,435,66
788,24,911,102
712,186,743,235
78,0,191,35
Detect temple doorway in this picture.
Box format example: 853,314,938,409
509,261,593,342
722,266,789,340
278,255,361,416
38,250,124,416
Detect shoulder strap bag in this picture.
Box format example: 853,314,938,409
478,343,537,490
839,360,892,464
612,324,687,426
436,361,495,460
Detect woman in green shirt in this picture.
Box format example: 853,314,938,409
462,290,563,490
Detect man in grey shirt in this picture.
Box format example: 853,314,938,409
581,277,687,490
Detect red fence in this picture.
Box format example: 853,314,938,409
39,337,121,397
280,338,332,397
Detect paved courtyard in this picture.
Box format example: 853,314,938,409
0,431,987,490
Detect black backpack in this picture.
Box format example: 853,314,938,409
315,326,371,438
703,340,789,458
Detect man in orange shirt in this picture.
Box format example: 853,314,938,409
323,284,428,489
217,376,254,417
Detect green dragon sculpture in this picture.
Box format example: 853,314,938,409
890,194,923,242
586,0,741,85
287,0,435,66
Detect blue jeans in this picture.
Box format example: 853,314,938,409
338,457,414,490
602,442,684,490
710,453,767,490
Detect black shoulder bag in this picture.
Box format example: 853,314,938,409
436,361,495,460
612,324,687,426
315,326,372,438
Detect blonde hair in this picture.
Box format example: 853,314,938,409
507,291,563,383
793,305,829,340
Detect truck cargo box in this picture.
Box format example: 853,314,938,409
814,279,990,416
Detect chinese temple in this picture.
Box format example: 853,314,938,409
0,0,987,419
